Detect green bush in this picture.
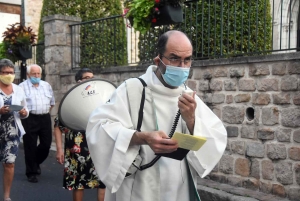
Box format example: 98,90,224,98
37,0,126,69
0,43,6,59
138,0,272,61
79,17,127,69
185,0,272,58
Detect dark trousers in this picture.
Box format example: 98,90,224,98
21,113,52,177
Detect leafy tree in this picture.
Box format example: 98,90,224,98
37,0,126,69
138,0,272,62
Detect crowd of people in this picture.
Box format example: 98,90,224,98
0,30,227,201
0,61,104,201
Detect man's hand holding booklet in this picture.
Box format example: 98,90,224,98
156,132,207,160
172,132,207,151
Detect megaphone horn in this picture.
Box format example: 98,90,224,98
58,79,116,132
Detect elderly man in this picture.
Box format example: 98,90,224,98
86,30,227,201
19,64,55,183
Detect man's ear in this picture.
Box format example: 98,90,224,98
153,56,160,66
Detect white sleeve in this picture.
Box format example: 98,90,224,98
20,86,29,118
187,96,227,178
86,83,140,193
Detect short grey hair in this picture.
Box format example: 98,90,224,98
27,64,42,74
0,59,15,72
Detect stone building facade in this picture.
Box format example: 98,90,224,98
0,0,42,40
44,15,300,201
26,0,43,34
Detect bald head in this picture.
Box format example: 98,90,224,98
157,30,192,56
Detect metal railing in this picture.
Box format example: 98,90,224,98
70,0,299,69
26,42,45,66
70,16,128,70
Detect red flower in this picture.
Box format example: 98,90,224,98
155,7,159,12
123,8,129,14
72,145,81,153
155,0,160,3
152,18,157,23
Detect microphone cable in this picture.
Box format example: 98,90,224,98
138,84,187,171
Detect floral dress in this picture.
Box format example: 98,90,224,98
54,117,105,190
0,92,20,163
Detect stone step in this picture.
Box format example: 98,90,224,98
198,179,291,201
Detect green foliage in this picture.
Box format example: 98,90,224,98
40,0,122,21
138,0,272,61
126,0,155,34
79,17,127,68
125,0,185,34
138,27,170,63
2,42,19,62
184,0,272,58
0,43,6,59
37,0,126,68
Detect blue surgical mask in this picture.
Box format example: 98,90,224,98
158,59,190,87
30,77,41,84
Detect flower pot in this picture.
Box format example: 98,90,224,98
152,5,183,27
18,46,32,60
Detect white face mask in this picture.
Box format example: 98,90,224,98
0,74,15,85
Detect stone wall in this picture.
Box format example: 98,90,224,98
26,0,43,35
187,56,300,201
42,15,82,116
44,15,300,201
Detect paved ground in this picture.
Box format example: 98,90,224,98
1,144,292,201
0,146,99,201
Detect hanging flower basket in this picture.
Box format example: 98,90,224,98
124,0,185,34
151,4,183,27
2,23,36,62
19,46,32,60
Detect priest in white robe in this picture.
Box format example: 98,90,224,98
87,30,227,201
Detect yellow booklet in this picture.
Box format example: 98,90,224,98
172,132,207,151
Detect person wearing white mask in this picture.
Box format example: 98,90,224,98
86,30,227,201
19,64,55,183
0,59,29,201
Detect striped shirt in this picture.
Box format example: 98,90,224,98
19,79,55,114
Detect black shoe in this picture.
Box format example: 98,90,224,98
27,175,38,183
37,165,41,175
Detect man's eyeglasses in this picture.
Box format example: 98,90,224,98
0,71,15,75
162,55,193,67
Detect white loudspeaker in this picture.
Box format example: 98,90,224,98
58,79,116,131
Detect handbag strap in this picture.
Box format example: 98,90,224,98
136,78,147,132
